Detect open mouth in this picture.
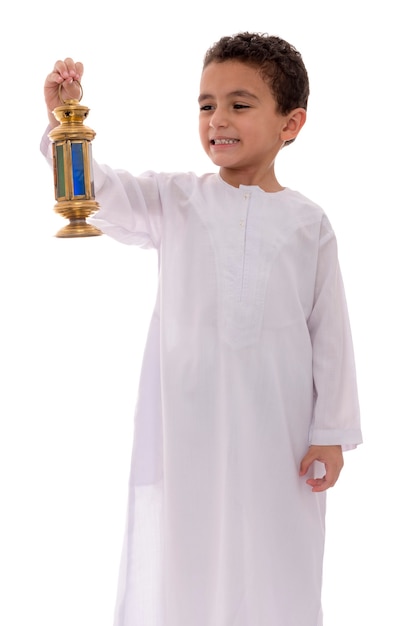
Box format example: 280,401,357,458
210,138,239,145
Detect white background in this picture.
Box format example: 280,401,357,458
1,1,417,624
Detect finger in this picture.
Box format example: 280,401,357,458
57,58,80,80
45,70,65,88
74,61,84,79
306,467,340,492
299,452,314,476
61,58,84,82
306,476,329,492
49,59,83,84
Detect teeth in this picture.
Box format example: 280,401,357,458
211,139,238,145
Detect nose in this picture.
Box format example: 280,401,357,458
209,107,228,129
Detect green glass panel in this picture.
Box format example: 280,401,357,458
56,144,66,198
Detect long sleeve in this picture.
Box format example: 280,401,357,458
307,216,362,450
90,166,163,249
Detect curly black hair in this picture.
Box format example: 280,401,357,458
203,32,309,116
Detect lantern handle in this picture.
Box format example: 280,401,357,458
58,80,83,104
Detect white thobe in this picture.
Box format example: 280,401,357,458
88,167,362,626
42,130,362,626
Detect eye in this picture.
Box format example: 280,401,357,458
233,103,250,110
200,104,214,111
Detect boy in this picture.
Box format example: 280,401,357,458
43,32,362,626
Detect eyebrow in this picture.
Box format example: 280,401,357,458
198,90,260,104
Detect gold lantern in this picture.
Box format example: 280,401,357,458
49,83,102,237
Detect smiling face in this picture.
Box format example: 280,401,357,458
198,60,306,191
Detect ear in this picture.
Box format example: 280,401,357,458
280,108,307,142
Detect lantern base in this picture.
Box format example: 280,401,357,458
53,199,102,238
55,219,102,238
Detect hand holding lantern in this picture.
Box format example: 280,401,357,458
49,82,102,238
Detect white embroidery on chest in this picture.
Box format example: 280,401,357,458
215,191,275,349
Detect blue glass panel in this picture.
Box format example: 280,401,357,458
71,143,86,196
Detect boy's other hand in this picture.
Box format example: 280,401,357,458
299,445,344,492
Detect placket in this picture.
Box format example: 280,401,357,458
220,188,266,348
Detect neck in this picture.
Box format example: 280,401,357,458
218,166,283,193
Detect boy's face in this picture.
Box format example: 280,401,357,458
198,60,295,186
